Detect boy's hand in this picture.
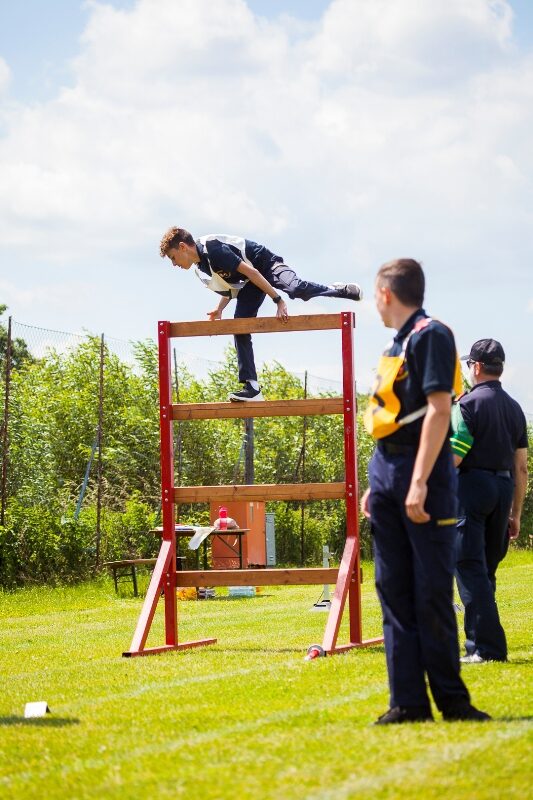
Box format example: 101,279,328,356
207,309,222,321
276,299,289,322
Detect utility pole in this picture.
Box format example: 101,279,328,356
244,417,254,484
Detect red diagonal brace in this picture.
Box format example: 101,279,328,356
125,538,174,654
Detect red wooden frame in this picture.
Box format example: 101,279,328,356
123,313,382,657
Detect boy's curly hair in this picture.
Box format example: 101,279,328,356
159,227,195,257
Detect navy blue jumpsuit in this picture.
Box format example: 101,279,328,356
368,310,470,713
451,381,528,661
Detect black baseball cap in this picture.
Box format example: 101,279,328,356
461,338,505,366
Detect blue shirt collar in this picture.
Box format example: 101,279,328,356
394,308,426,342
470,380,502,392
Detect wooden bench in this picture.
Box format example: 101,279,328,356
105,555,188,596
104,559,157,596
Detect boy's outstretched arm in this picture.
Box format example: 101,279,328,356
207,295,231,321
236,262,289,321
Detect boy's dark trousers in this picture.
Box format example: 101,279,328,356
369,445,470,712
455,469,513,661
233,263,344,383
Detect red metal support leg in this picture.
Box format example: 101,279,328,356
123,322,216,656
123,535,216,655
158,320,178,645
322,312,383,654
123,538,174,655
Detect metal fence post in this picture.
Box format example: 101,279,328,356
1,316,12,527
300,370,308,565
95,333,104,568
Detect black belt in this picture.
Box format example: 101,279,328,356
461,468,511,478
377,442,416,455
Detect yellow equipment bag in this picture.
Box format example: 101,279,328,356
364,318,462,440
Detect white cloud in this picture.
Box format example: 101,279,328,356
0,0,532,408
309,0,513,83
0,0,528,261
0,57,10,95
0,278,95,318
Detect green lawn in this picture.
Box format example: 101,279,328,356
0,550,531,799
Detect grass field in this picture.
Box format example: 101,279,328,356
0,550,531,799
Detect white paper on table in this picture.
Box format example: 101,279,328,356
187,526,215,550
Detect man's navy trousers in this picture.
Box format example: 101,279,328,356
369,445,469,711
455,468,513,661
234,264,340,383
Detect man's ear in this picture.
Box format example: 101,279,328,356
381,285,392,305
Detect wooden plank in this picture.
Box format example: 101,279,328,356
175,568,339,587
169,313,342,338
172,397,343,421
174,482,346,504
104,559,157,568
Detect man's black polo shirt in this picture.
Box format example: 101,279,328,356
382,308,457,446
453,381,528,471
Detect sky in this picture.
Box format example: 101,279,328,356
0,0,532,414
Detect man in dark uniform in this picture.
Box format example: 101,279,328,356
451,339,529,663
361,258,490,724
159,227,362,401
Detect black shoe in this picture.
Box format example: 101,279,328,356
442,702,492,722
374,706,434,725
229,383,264,402
330,282,363,301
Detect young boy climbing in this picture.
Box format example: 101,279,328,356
160,227,362,401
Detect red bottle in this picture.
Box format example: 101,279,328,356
218,506,228,530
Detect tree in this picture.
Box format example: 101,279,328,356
0,305,34,372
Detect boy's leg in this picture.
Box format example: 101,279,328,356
233,283,266,384
268,263,362,301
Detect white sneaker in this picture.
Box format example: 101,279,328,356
460,653,486,664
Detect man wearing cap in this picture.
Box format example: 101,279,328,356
451,339,529,663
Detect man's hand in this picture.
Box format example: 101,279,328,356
508,516,520,541
360,487,371,519
406,391,451,524
276,299,289,322
207,309,222,321
405,479,430,523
